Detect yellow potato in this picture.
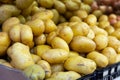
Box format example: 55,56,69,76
34,45,51,57
99,15,108,22
70,16,82,22
70,36,96,53
42,49,69,64
52,9,60,24
51,37,69,52
87,51,108,67
17,15,26,24
49,71,81,80
2,17,20,32
0,59,13,68
69,51,79,57
116,54,120,63
58,26,73,44
7,42,34,70
98,21,110,29
104,25,115,35
111,28,120,40
80,3,91,13
87,29,95,39
26,19,45,36
102,47,117,65
44,19,57,33
83,0,94,5
51,64,64,73
37,60,51,78
38,0,54,8
34,34,46,45
31,54,41,63
74,10,88,19
92,10,103,18
0,32,11,56
64,56,96,74
114,21,120,28
94,34,108,50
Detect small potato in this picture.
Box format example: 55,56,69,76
111,29,120,40
37,60,51,78
58,26,73,44
7,42,34,70
70,36,96,53
32,10,53,20
34,34,46,45
46,31,57,45
104,25,115,35
94,34,108,50
98,21,110,29
34,45,51,58
0,32,11,56
51,64,64,73
74,10,88,19
70,16,82,22
87,29,95,39
42,49,69,64
70,22,90,36
31,54,41,63
54,0,66,14
38,0,54,8
23,64,45,80
80,3,91,13
69,51,79,57
17,15,26,24
49,71,81,80
0,59,13,68
2,17,20,32
51,37,69,52
44,19,57,33
87,51,108,68
99,15,108,22
102,47,117,65
83,0,94,5
85,14,97,26
26,19,45,36
64,56,96,74
52,9,60,24
92,10,103,18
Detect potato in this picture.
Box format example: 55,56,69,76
9,24,34,48
58,26,73,44
64,11,73,19
49,71,81,80
46,31,57,45
114,21,120,28
99,15,108,22
83,0,94,5
70,16,82,22
104,25,115,35
34,34,46,45
32,10,53,20
59,15,67,23
111,28,120,40
31,54,41,63
34,45,51,58
74,10,88,19
64,56,96,74
87,51,108,67
17,15,26,24
51,64,64,73
54,0,66,14
52,9,60,24
70,22,90,36
80,3,91,13
42,49,69,64
37,60,51,78
85,14,97,26
44,19,57,33
26,19,45,36
102,47,117,65
69,51,79,57
51,37,69,52
116,54,120,63
16,0,34,9
24,64,45,80
0,59,13,68
7,42,34,70
38,0,54,8
2,17,20,32
92,10,103,18
94,34,108,50
87,29,95,39
0,32,11,56
70,36,96,53
98,21,110,29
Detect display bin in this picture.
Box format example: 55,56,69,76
78,62,120,80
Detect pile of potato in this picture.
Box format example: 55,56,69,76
0,0,120,80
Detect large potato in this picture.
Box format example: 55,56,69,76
102,47,117,65
24,64,45,80
64,56,96,74
87,51,108,68
42,49,69,64
51,37,69,52
26,19,45,36
48,71,81,80
7,42,34,70
70,36,96,53
94,34,108,50
51,64,64,73
0,32,11,56
37,60,51,78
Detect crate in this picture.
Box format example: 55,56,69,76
78,62,120,80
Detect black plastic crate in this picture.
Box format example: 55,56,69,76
78,62,120,80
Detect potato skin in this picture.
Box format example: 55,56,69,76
70,36,96,53
87,51,108,68
42,49,69,64
7,42,34,70
64,56,96,75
